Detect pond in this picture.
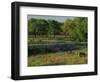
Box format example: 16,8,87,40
28,42,87,55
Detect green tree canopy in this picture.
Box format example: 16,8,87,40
28,17,88,42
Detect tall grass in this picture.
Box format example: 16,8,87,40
28,49,87,66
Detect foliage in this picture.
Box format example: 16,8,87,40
28,17,88,42
28,18,49,36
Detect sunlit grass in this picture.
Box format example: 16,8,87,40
28,49,87,66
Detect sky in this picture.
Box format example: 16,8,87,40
28,15,75,23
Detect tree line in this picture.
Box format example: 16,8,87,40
28,17,88,42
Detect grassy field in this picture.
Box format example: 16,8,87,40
28,48,87,66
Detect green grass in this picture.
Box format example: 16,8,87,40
28,48,87,66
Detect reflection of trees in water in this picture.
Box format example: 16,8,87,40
28,42,87,55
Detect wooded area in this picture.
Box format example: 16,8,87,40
28,17,87,42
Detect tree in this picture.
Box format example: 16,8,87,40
35,19,49,35
47,20,62,38
28,18,49,37
61,19,73,40
28,18,37,35
70,17,88,41
61,17,87,42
